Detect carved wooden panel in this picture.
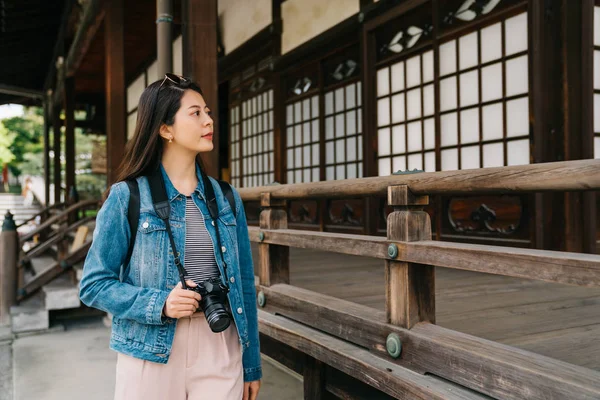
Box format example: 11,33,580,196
443,195,527,238
288,200,319,225
326,199,364,227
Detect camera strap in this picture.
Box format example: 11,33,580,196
148,163,230,290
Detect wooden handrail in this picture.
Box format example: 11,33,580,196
258,284,600,400
259,310,488,400
250,160,600,399
18,241,92,301
16,202,66,228
20,216,95,264
248,227,600,287
238,159,600,201
19,199,98,243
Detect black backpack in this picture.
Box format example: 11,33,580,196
123,176,236,271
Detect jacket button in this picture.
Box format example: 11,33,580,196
230,277,235,283
142,222,149,228
211,221,215,226
221,246,227,253
237,307,243,314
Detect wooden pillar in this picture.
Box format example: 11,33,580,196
362,15,379,236
562,0,596,253
105,0,126,186
52,104,62,204
303,356,326,400
385,185,434,329
43,99,51,207
64,77,76,202
258,193,289,286
531,0,596,252
182,0,219,177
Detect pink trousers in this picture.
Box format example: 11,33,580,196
114,312,243,400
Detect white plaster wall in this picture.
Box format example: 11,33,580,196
219,0,272,55
281,0,359,54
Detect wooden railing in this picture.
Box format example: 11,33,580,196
19,199,98,243
239,159,600,400
15,200,99,301
16,202,66,229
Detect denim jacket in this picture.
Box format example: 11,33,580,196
79,163,262,382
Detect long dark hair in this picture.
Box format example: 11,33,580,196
103,77,204,200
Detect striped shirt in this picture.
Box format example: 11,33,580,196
183,196,221,284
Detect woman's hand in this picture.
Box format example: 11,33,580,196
243,380,260,400
163,280,201,319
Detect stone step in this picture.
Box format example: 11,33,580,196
42,275,81,311
10,293,49,334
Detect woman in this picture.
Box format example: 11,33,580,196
79,74,261,400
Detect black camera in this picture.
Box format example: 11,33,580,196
190,278,232,333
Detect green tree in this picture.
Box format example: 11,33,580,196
2,107,44,177
0,123,16,165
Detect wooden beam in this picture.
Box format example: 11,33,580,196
247,227,600,287
258,285,600,400
182,0,220,177
259,311,488,400
238,160,600,201
65,0,105,77
0,84,43,99
64,77,76,200
104,0,126,186
43,0,73,93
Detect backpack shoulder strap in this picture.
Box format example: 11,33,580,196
217,180,236,218
124,179,140,272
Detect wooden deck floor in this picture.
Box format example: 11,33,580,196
251,244,600,371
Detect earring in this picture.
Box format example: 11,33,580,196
168,137,173,143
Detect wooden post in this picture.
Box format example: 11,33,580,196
43,99,51,208
52,104,62,204
182,0,219,177
0,212,18,324
258,192,289,286
105,0,126,186
385,185,434,329
64,76,76,214
303,355,326,400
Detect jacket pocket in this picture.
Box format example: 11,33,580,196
133,213,167,287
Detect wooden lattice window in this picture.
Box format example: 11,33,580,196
284,45,363,183
229,105,241,187
286,95,320,183
324,81,363,180
375,1,530,176
241,90,275,187
228,58,275,188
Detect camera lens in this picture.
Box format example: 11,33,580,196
201,294,231,333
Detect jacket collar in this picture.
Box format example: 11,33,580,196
158,161,206,203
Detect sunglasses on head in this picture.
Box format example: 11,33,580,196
150,73,189,126
159,73,189,89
